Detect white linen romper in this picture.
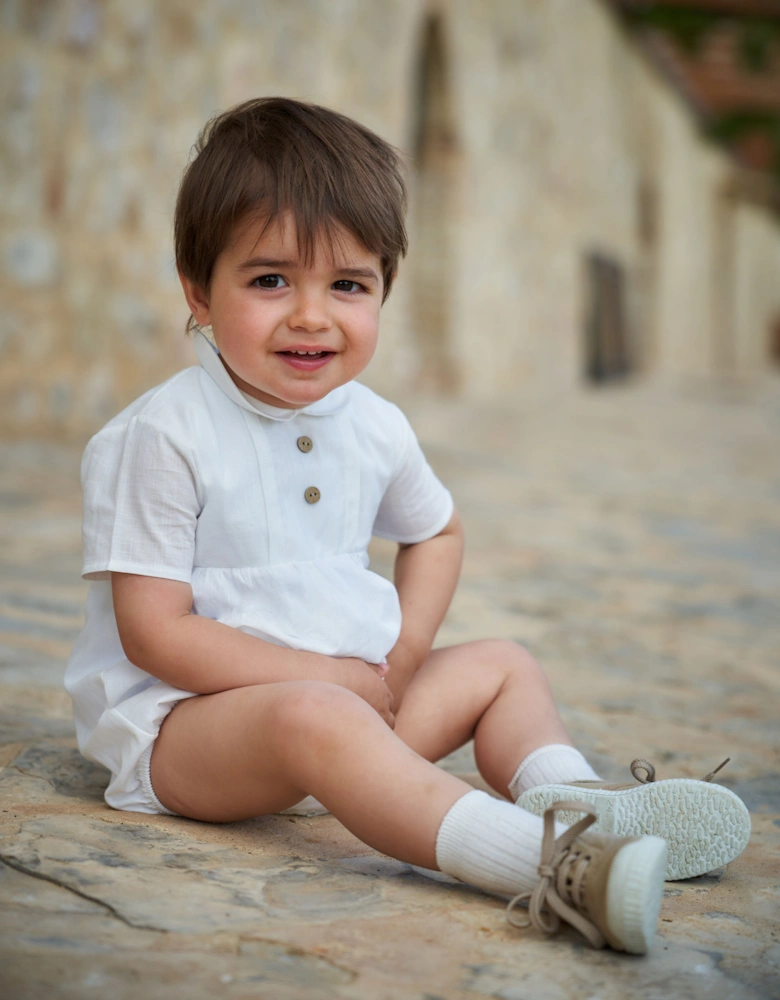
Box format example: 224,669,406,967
65,331,454,814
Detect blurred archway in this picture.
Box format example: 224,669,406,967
410,13,461,392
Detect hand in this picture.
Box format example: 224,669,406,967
384,638,426,709
337,657,395,729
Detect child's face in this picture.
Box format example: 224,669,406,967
180,213,383,409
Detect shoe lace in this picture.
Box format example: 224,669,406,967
506,800,606,949
630,757,731,784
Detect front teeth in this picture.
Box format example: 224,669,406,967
291,350,322,355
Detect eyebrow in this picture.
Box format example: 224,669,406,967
335,267,379,284
237,256,379,284
237,257,295,272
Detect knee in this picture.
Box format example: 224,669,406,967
268,681,367,747
471,639,545,684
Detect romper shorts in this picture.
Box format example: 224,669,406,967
83,677,195,815
86,675,329,817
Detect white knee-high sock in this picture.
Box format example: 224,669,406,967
435,790,564,896
508,744,601,801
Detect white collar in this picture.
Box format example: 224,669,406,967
193,329,348,421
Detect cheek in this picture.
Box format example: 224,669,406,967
356,307,380,344
354,324,379,360
220,297,275,340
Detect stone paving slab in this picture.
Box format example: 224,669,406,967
1,382,779,999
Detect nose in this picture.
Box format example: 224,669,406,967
288,290,332,334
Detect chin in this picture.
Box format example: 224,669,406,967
294,388,333,406
279,385,332,408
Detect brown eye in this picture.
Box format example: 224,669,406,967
333,280,361,293
254,274,286,289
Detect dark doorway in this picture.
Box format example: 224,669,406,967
584,253,631,382
410,14,459,391
770,314,780,366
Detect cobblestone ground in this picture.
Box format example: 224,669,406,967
1,381,779,1000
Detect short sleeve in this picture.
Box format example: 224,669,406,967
81,416,201,582
372,409,454,544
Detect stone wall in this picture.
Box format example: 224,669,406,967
733,201,780,375
2,0,779,438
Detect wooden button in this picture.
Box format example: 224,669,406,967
297,435,313,453
304,486,321,504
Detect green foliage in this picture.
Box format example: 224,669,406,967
626,6,780,73
624,6,780,178
739,21,778,73
705,110,780,181
627,8,714,53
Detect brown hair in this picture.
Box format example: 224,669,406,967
174,97,408,306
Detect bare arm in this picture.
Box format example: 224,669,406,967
111,573,394,723
384,509,464,706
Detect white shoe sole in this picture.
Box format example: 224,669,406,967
606,836,667,954
518,779,751,880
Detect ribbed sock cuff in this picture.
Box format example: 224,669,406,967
435,789,546,896
508,744,601,800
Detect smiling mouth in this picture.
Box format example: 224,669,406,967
277,350,336,371
278,350,334,359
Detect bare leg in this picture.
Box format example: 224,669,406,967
393,639,573,798
151,659,665,956
151,680,470,868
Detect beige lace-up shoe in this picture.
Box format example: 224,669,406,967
516,758,751,880
507,800,667,954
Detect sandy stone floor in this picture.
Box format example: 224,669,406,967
1,380,779,999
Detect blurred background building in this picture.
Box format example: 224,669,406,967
2,0,779,438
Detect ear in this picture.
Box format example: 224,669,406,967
178,272,212,327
